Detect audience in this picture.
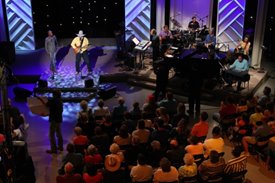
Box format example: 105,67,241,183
129,102,142,121
158,92,178,117
171,102,189,127
113,124,132,148
112,97,128,128
84,144,103,166
72,127,89,146
83,164,103,183
92,99,111,122
166,139,185,169
185,136,204,157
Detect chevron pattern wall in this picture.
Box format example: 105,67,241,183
216,0,246,51
125,0,151,41
5,0,35,50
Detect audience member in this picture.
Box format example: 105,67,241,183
257,86,272,108
191,112,209,142
83,164,103,183
56,162,83,183
170,119,190,146
132,120,150,144
224,146,247,174
113,124,131,148
158,92,178,117
130,154,153,183
129,102,142,121
93,99,110,122
153,157,179,183
142,94,157,119
171,102,189,127
58,143,83,175
178,153,197,179
198,150,225,181
166,139,185,169
185,136,204,156
122,111,137,133
203,126,224,157
242,121,272,155
84,144,103,166
147,141,165,168
112,97,128,128
90,126,110,156
72,127,89,146
150,119,170,149
249,105,264,127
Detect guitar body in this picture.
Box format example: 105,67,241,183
73,44,92,54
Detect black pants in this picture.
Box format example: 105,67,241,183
224,69,248,90
75,51,91,72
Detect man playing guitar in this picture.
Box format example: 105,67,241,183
71,30,92,75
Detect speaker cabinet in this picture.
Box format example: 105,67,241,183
85,79,94,88
0,42,15,65
98,85,117,100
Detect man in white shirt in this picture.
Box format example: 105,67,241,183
71,30,92,75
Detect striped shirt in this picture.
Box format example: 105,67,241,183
224,155,247,174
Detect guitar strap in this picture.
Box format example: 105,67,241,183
79,37,84,53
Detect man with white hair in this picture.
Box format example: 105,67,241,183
71,30,92,75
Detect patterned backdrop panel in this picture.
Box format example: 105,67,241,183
5,0,35,50
217,0,246,51
125,0,151,41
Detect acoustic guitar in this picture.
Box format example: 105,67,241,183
73,43,92,54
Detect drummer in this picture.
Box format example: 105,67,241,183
188,16,200,32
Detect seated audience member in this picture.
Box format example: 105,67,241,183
129,102,142,121
224,146,247,175
191,112,209,142
198,150,225,181
155,107,170,125
267,136,275,170
121,111,136,133
158,92,178,117
147,140,165,168
142,94,157,119
108,143,124,163
203,126,224,157
90,126,110,156
150,119,170,149
232,113,253,141
185,136,204,156
262,102,275,123
56,162,83,183
8,98,25,129
84,144,103,166
83,164,103,183
103,150,125,183
112,97,128,128
76,111,93,138
100,114,115,137
219,96,237,122
166,139,185,169
242,121,272,155
249,105,264,127
124,136,146,166
130,154,153,183
113,124,131,148
72,127,89,146
153,157,179,183
224,54,249,92
93,99,110,122
171,102,189,127
256,86,272,108
132,120,150,144
77,100,92,122
58,143,84,175
246,94,258,114
178,153,197,179
170,119,190,146
236,98,248,115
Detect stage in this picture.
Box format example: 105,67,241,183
9,38,268,105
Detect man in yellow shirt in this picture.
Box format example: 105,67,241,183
71,30,92,75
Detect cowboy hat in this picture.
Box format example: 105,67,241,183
76,30,85,37
104,154,121,172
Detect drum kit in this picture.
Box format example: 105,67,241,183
170,18,209,48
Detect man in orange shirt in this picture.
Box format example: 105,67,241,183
191,112,209,142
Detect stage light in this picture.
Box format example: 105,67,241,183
104,7,106,9
60,23,63,26
104,19,107,21
96,20,98,23
71,6,74,9
94,1,96,3
115,2,117,5
96,16,98,18
46,4,48,7
72,21,75,24
80,21,82,24
80,17,82,19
